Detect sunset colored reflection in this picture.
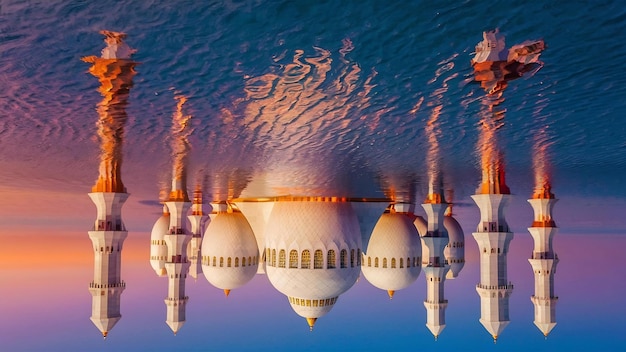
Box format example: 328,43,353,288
528,117,558,337
82,30,137,338
470,29,545,342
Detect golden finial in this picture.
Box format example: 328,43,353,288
306,317,317,331
224,289,231,297
387,290,395,300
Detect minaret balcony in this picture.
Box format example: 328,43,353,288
476,283,513,290
94,220,125,231
169,228,187,235
531,252,557,260
89,281,126,289
424,299,449,305
478,221,509,233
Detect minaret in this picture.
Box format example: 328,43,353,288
187,189,205,280
163,179,191,334
162,96,193,334
83,30,137,338
421,184,450,339
471,158,514,342
528,185,558,337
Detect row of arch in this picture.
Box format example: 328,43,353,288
362,256,420,269
482,247,506,254
446,242,464,248
266,248,361,269
201,255,258,268
288,296,338,307
95,246,121,253
151,239,166,245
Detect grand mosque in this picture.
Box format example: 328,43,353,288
84,30,555,342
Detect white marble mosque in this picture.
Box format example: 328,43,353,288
84,31,555,341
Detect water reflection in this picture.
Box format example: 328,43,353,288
80,29,560,343
83,31,137,338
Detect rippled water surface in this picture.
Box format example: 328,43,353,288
1,1,626,351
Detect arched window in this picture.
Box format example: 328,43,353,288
367,257,371,267
374,257,379,268
289,250,298,268
340,249,348,268
301,250,311,269
235,257,239,267
357,249,362,265
227,257,232,267
399,257,404,268
382,258,387,268
327,250,336,269
407,257,411,267
350,249,355,267
266,249,271,262
391,258,396,268
220,257,224,267
248,256,252,266
212,256,216,266
271,249,276,267
314,250,323,269
279,250,286,268
242,256,246,266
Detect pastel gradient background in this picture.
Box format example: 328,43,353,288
1,0,626,351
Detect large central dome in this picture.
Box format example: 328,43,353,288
264,200,362,326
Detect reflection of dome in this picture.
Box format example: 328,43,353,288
362,213,421,295
443,216,465,279
201,209,258,291
150,206,169,277
264,200,361,327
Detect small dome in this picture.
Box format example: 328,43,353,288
362,213,422,292
150,211,169,276
201,211,258,290
443,216,465,279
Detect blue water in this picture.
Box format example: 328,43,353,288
1,0,625,199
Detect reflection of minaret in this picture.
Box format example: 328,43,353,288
470,29,545,342
163,96,192,334
187,189,205,280
528,175,558,337
83,30,137,339
421,184,450,339
472,154,513,342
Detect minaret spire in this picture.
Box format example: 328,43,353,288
187,187,205,280
421,180,450,338
528,148,558,336
163,95,193,334
83,30,137,338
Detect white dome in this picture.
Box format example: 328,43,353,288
264,201,362,300
150,212,169,276
201,211,259,290
362,213,422,291
444,216,465,279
